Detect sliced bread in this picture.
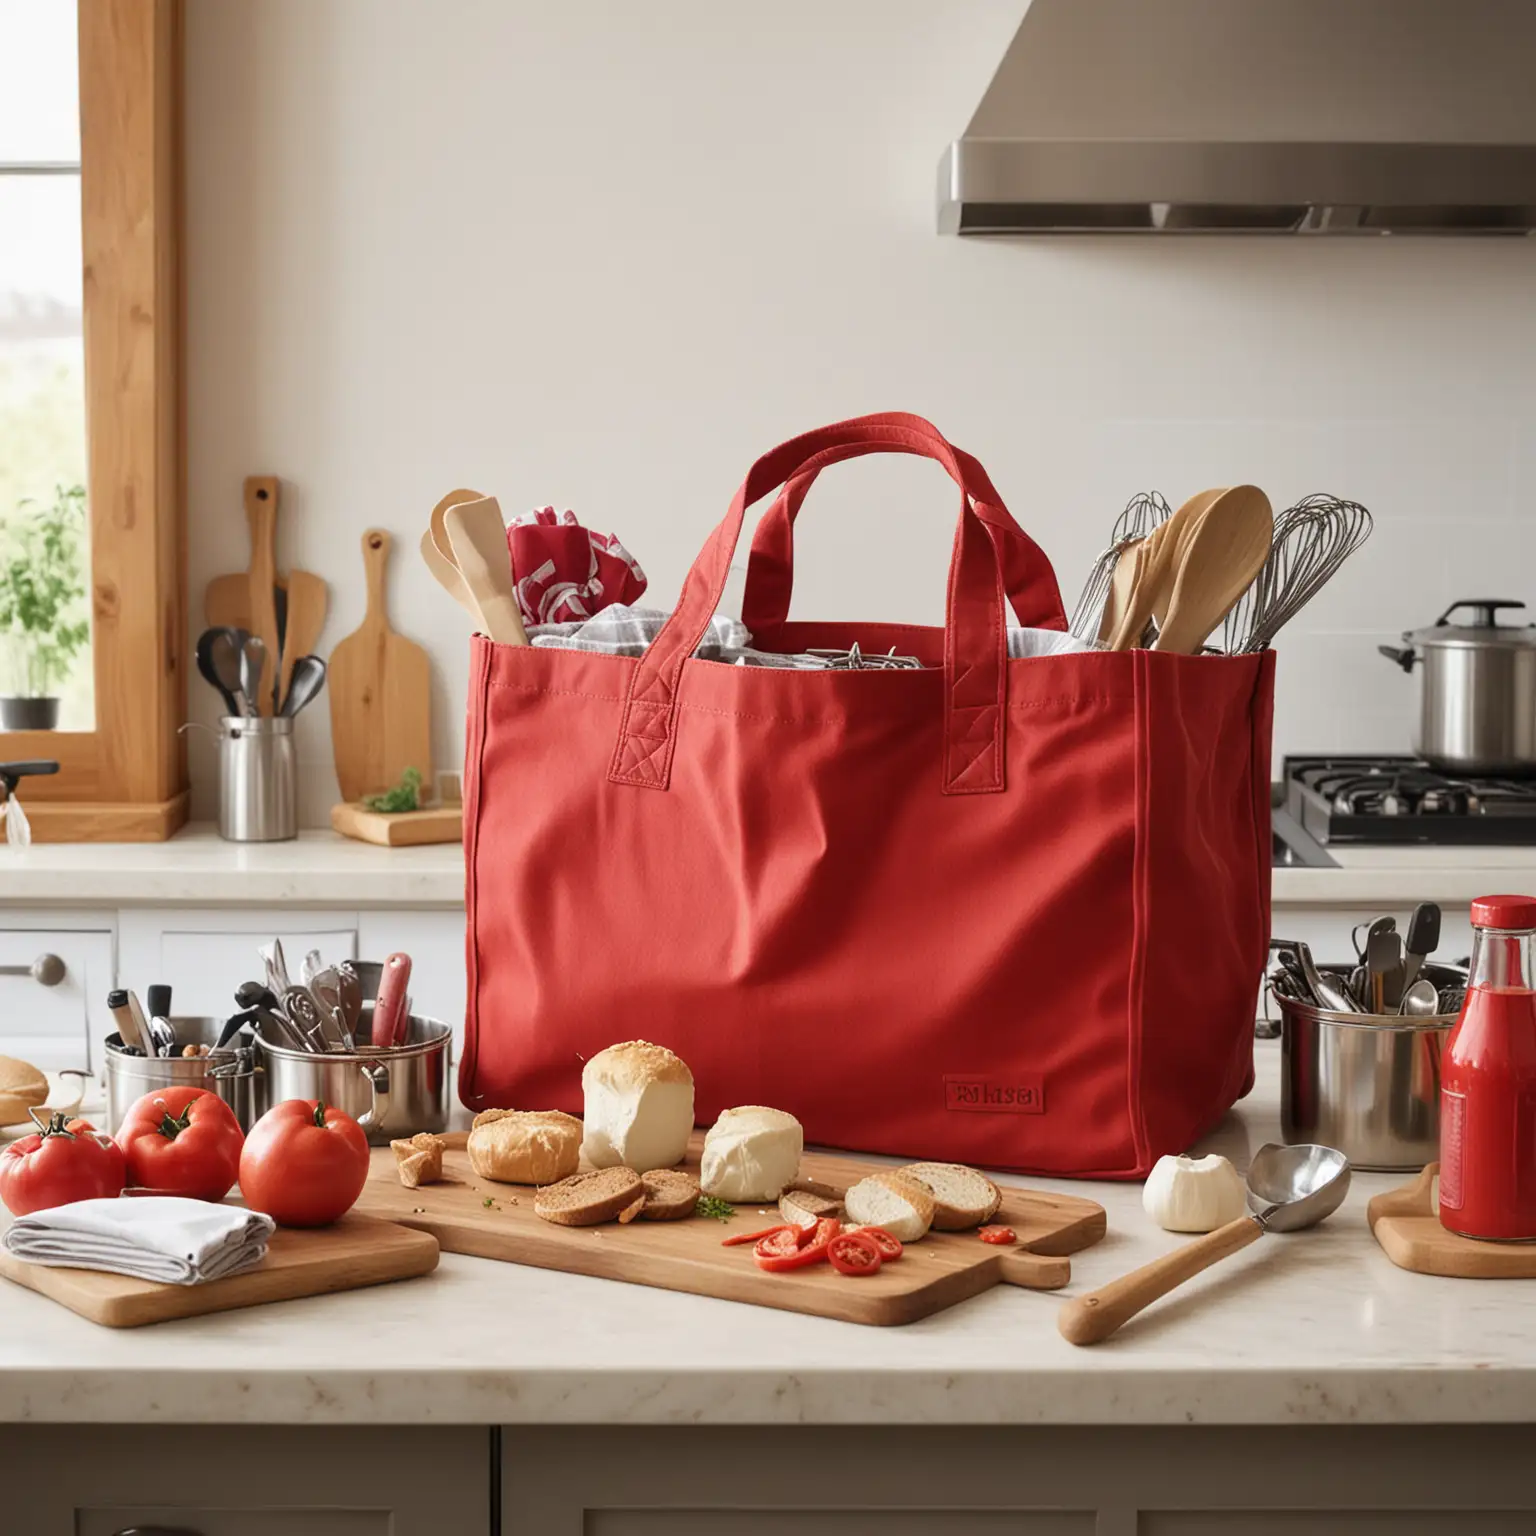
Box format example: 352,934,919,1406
843,1171,935,1243
779,1180,844,1229
639,1168,700,1221
533,1166,645,1227
900,1161,1003,1230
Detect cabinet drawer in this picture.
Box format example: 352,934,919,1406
81,1511,386,1535
0,928,111,1072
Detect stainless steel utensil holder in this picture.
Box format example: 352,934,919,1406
103,1016,260,1135
217,714,296,842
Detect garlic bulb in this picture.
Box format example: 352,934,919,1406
1142,1153,1247,1233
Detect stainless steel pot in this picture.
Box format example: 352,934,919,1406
253,1010,451,1144
103,1017,260,1136
1380,599,1536,773
1272,963,1463,1170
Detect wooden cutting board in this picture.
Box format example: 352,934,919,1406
356,1135,1106,1327
1369,1163,1536,1278
329,529,434,802
204,475,328,712
0,1210,439,1327
331,801,462,847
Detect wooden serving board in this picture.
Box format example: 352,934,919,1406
331,800,462,847
1369,1164,1536,1278
356,1135,1106,1326
0,1210,439,1327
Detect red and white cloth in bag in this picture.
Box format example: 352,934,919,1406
507,508,647,627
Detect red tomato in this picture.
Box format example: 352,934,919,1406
721,1224,797,1248
0,1114,126,1216
755,1217,842,1272
828,1231,883,1276
978,1225,1017,1246
238,1099,370,1227
116,1087,244,1201
861,1227,904,1261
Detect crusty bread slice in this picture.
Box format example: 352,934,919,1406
779,1181,844,1229
900,1161,1003,1231
534,1167,644,1227
843,1171,935,1243
639,1168,700,1221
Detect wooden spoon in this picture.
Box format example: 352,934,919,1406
420,487,487,620
1106,489,1224,652
1097,539,1145,644
1153,486,1274,656
442,496,531,646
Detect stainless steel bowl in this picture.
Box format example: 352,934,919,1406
103,1017,260,1135
1272,962,1463,1171
252,1010,452,1144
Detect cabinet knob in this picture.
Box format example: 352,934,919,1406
0,953,66,986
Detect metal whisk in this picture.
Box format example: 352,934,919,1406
1222,494,1373,654
1069,491,1173,640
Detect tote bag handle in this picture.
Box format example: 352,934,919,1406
740,413,1066,635
609,413,1044,797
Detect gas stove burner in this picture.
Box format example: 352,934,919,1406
1285,754,1536,846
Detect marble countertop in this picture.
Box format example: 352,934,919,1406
4,823,1534,910
1,1042,1531,1427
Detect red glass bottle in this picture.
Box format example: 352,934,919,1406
1440,894,1536,1241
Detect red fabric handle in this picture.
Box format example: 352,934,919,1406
740,422,1066,635
609,413,1028,796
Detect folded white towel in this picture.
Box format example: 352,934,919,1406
3,1196,276,1286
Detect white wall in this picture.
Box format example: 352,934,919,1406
184,0,1536,823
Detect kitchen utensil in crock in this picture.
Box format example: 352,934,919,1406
206,627,252,717
1153,485,1274,655
195,628,242,717
1400,979,1441,1017
1271,938,1356,1013
1400,902,1442,992
1368,927,1401,1013
443,496,531,646
1058,1142,1351,1345
1379,600,1536,774
329,528,435,803
278,653,326,718
369,952,413,1049
239,634,267,721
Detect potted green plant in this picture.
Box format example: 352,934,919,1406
0,485,91,731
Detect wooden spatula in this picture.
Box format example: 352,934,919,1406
1106,488,1226,651
442,497,530,646
1153,486,1274,656
420,487,487,621
328,529,434,802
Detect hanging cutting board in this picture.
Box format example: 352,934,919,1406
329,529,434,802
204,476,328,712
355,1134,1106,1327
1369,1163,1536,1278
0,1211,439,1328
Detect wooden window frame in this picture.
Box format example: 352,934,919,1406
0,0,186,841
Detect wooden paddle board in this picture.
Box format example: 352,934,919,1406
356,1135,1106,1327
328,529,434,802
1369,1163,1536,1278
0,1210,439,1327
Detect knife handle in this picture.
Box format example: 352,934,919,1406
370,952,413,1048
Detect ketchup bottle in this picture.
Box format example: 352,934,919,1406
1440,894,1536,1241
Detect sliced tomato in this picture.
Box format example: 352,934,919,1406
861,1227,903,1262
722,1224,796,1248
755,1216,842,1273
978,1224,1017,1245
827,1231,882,1276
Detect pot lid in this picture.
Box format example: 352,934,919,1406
1407,599,1536,648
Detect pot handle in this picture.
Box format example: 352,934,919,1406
1378,644,1417,672
355,1061,391,1136
1434,598,1527,629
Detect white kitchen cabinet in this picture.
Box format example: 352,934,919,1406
0,918,113,1071
358,908,466,1044
8,1425,489,1535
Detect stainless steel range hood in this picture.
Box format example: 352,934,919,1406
939,0,1536,235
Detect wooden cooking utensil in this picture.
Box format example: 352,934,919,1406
442,496,530,646
204,476,328,712
1106,488,1226,652
1152,485,1274,656
420,487,486,620
1097,538,1145,644
328,529,434,802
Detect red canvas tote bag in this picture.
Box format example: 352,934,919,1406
459,413,1273,1178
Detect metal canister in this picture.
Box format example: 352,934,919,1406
103,1017,260,1135
217,715,297,842
1273,966,1461,1170
253,1012,452,1145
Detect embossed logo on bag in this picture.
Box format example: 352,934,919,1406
943,1074,1045,1114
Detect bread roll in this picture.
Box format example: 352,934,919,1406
844,1171,936,1242
0,1054,48,1126
581,1040,694,1173
699,1105,803,1203
468,1108,582,1185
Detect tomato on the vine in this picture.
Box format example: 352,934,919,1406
0,1114,126,1216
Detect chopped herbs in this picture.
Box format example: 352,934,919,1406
363,766,424,813
696,1194,734,1223
481,1196,497,1209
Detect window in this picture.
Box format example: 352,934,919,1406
0,0,92,727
